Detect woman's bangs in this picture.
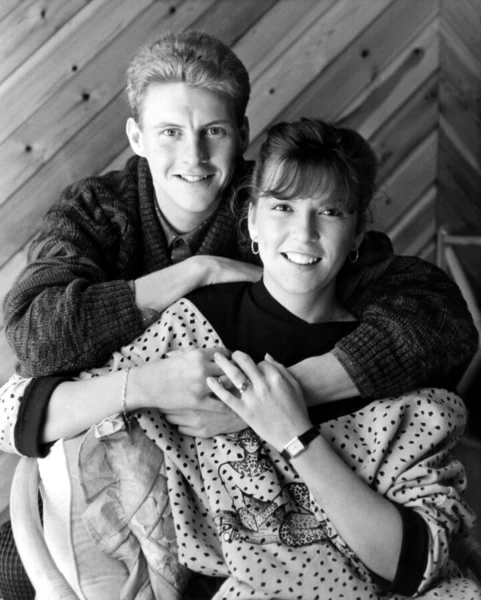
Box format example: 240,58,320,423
262,156,356,211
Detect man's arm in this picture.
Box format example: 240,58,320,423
3,174,260,378
331,231,478,399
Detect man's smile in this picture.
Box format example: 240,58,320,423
175,174,213,182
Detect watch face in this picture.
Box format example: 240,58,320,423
286,438,305,457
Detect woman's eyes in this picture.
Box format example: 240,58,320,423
272,204,293,212
321,208,344,217
271,204,344,217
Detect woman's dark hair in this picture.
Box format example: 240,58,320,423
250,117,378,235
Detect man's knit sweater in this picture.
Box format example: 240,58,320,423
2,155,478,397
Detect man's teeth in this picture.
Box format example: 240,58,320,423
284,252,320,265
178,174,210,182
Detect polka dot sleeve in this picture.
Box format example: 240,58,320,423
311,388,476,595
0,374,33,455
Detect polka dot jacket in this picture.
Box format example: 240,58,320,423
1,297,480,599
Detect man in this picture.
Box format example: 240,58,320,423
0,30,477,599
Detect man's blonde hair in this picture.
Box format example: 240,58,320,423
126,30,250,126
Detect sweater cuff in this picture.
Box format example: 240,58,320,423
370,505,429,596
390,506,429,595
15,376,73,458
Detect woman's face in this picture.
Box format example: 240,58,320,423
248,185,363,320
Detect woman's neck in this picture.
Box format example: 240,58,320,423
262,279,356,324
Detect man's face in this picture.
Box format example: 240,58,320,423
127,82,249,233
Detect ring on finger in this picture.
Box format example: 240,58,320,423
216,377,225,388
237,378,251,394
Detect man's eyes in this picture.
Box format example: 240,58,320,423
159,127,226,137
205,126,226,136
161,128,180,137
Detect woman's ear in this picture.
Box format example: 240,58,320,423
126,118,145,157
247,203,257,241
353,231,365,252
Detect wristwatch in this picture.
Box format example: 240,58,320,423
281,426,320,461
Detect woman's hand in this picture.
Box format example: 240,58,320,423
207,351,312,451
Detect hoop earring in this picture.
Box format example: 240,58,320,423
349,249,359,263
251,240,259,255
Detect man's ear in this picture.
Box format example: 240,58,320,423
247,203,257,240
239,116,250,155
126,118,145,157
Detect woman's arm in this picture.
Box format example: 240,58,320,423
0,298,244,457
42,347,233,445
207,351,403,582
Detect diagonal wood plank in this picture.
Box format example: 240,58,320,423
0,0,164,147
234,0,337,81
191,0,278,46
374,130,438,233
388,186,436,256
245,0,433,158
246,0,398,141
339,21,439,139
0,0,21,23
0,0,87,85
368,75,438,181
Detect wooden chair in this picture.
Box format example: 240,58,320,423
10,456,80,600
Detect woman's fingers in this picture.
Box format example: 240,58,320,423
213,351,259,392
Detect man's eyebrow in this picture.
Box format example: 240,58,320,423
152,119,232,129
152,121,181,128
202,119,232,127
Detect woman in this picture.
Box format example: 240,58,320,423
4,118,480,599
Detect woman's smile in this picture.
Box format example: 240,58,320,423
282,251,322,266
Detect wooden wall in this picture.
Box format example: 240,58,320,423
0,0,446,385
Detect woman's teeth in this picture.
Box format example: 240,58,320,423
178,174,210,182
284,252,321,265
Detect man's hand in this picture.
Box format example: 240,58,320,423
134,256,262,315
131,347,247,436
198,256,263,286
163,395,247,437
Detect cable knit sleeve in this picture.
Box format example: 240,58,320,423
3,169,144,378
335,232,478,398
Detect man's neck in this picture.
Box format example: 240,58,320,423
154,199,218,235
